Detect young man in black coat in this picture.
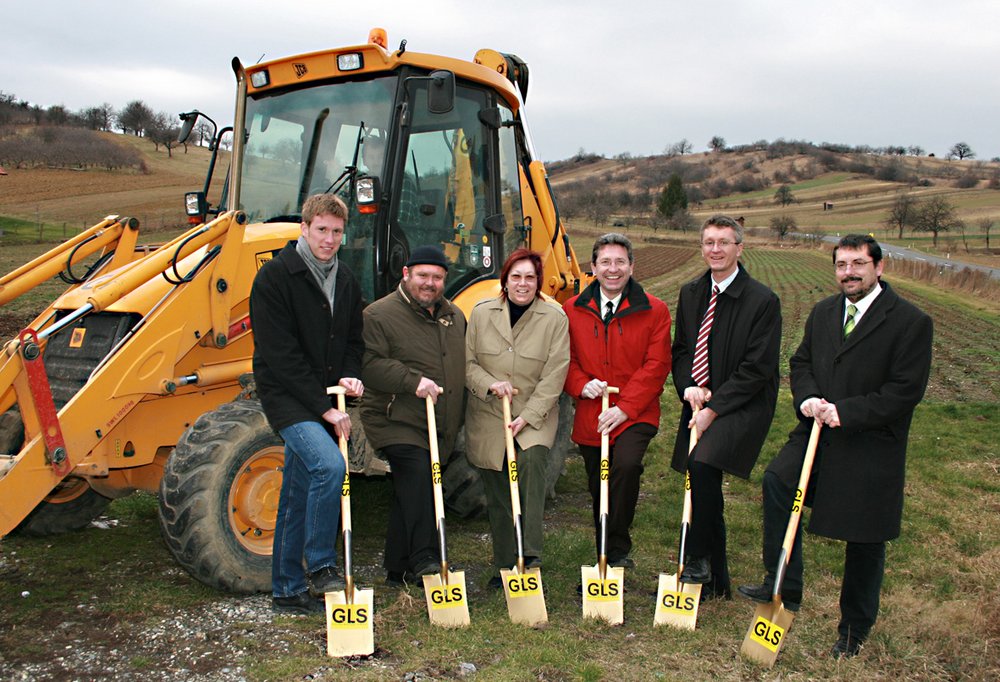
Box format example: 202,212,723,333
250,194,365,614
671,215,781,600
739,234,933,658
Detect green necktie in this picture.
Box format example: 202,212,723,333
844,303,858,339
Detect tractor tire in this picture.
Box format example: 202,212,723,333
159,400,281,594
18,478,113,536
0,407,24,455
2,407,112,536
441,435,486,519
544,393,576,499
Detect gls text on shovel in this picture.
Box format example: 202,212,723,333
499,392,548,626
654,408,702,629
422,393,470,627
324,386,374,657
582,385,624,625
740,420,822,667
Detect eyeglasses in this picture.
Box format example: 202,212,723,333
834,259,873,271
701,240,739,249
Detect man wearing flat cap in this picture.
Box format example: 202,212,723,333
360,245,467,586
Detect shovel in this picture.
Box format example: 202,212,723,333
740,420,822,667
324,386,375,657
654,408,702,629
422,393,470,627
499,393,548,626
581,385,624,625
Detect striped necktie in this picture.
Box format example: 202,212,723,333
844,303,858,339
691,285,719,387
604,301,614,325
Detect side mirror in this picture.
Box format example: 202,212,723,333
427,70,455,114
177,111,200,144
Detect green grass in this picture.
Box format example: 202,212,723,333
1,241,998,680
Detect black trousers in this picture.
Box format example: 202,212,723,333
579,423,657,562
687,460,731,594
761,470,885,640
382,443,439,574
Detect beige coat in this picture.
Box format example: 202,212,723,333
465,295,570,471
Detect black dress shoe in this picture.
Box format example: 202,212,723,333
831,633,864,658
737,583,800,612
699,584,732,604
488,575,504,590
413,559,441,577
385,570,418,587
608,556,636,569
308,566,345,596
524,556,543,569
679,556,712,584
272,591,324,615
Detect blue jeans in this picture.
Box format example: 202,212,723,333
272,421,346,598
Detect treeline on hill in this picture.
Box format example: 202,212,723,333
0,91,216,171
550,139,1000,228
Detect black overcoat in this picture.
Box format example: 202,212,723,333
249,241,365,433
766,280,932,543
671,265,782,479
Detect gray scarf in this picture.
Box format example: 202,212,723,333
296,236,338,312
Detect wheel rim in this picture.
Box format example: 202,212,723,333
45,477,90,504
227,445,283,555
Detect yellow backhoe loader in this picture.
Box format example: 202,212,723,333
0,30,587,593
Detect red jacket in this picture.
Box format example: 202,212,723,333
563,279,672,447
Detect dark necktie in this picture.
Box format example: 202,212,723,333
691,285,719,387
604,301,614,325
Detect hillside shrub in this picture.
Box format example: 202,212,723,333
0,126,143,170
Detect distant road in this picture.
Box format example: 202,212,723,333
797,233,1000,281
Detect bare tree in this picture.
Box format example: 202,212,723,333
948,142,975,160
979,217,994,250
774,184,795,206
665,138,692,156
118,100,154,136
907,145,925,156
709,136,726,152
912,196,963,247
770,215,797,240
148,111,182,157
883,193,916,239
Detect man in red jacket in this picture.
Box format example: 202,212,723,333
564,233,672,569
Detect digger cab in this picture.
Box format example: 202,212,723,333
188,35,533,309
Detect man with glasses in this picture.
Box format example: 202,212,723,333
739,234,933,658
671,215,782,602
564,233,672,571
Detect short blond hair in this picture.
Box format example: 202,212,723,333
302,194,348,225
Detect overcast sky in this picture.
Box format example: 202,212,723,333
5,1,998,162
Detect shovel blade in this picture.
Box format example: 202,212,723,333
581,564,625,624
325,588,375,657
423,571,470,627
500,567,548,626
740,601,795,667
653,573,701,629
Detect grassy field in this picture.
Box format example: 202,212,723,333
1,237,997,680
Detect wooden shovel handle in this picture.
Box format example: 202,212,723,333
502,394,522,518
778,421,822,565
424,394,446,521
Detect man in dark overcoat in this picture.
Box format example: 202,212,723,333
739,234,933,658
671,215,781,600
250,193,364,615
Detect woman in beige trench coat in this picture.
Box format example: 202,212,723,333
465,248,570,586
